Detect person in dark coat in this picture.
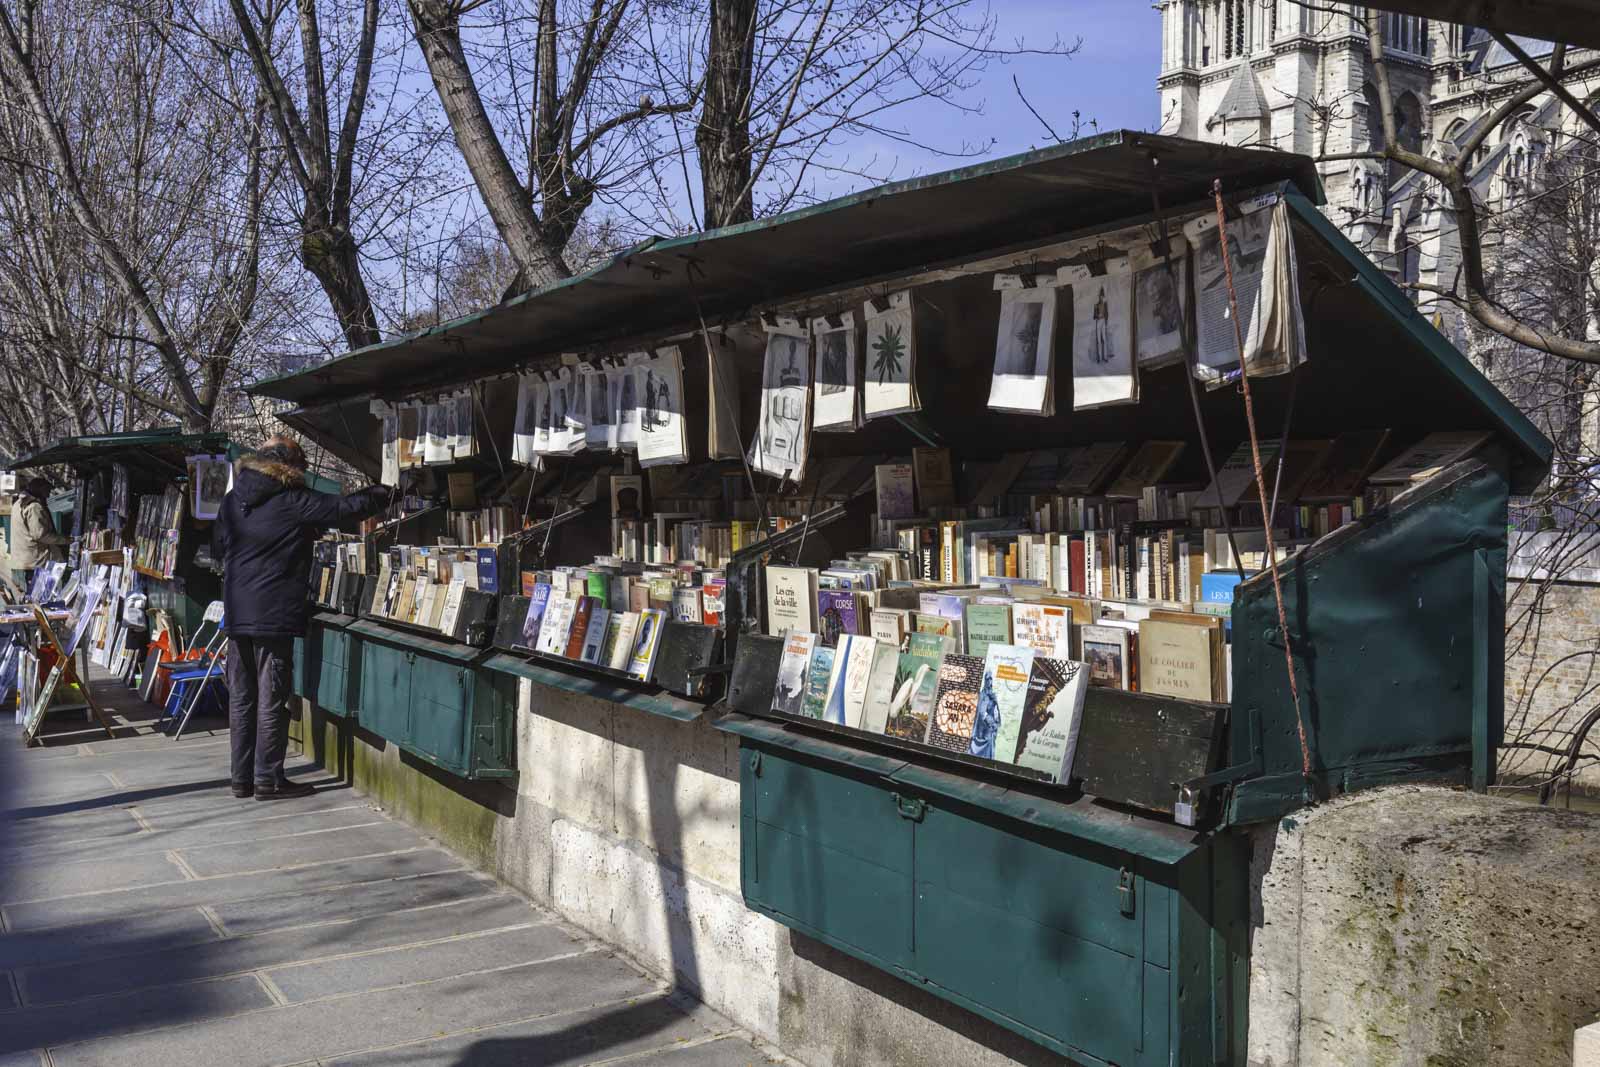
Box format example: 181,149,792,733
214,436,388,800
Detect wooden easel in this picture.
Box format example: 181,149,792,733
21,604,114,745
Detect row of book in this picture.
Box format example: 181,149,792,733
771,629,1091,783
518,581,667,681
522,562,728,628
131,487,184,578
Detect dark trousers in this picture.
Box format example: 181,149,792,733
227,636,295,786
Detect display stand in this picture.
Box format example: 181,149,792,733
20,604,113,745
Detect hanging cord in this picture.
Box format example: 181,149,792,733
1148,155,1246,575
471,382,509,497
1212,179,1312,782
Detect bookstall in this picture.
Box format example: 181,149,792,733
248,131,1551,1067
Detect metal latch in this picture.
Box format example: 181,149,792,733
1118,868,1136,917
892,792,927,822
750,751,763,777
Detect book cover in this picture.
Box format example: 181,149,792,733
1014,657,1091,781
437,577,468,636
598,612,626,668
1299,429,1391,502
1201,441,1280,510
1197,571,1245,617
607,612,641,671
912,447,956,508
535,593,573,655
648,577,675,612
476,547,499,595
885,645,940,741
628,580,651,614
1081,623,1135,689
1011,602,1071,657
1105,440,1186,500
836,634,879,728
1368,430,1491,485
875,463,917,520
971,643,1035,762
672,586,704,623
520,571,539,597
772,631,817,716
859,641,901,734
520,582,552,648
701,577,726,627
816,589,860,647
586,571,610,607
766,565,817,635
1137,618,1213,700
925,654,985,752
964,602,1013,658
564,597,596,659
626,609,666,680
800,645,837,719
868,607,909,650
580,607,611,664
1057,441,1128,494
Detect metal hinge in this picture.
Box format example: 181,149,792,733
892,792,927,822
750,751,763,777
1118,868,1136,918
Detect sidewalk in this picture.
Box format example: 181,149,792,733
0,676,781,1067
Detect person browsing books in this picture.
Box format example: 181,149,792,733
212,436,388,800
10,476,68,590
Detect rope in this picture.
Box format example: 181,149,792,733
1212,180,1312,781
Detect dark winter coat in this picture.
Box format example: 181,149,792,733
213,456,388,638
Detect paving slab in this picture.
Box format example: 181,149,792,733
0,906,219,971
624,1036,785,1065
1,847,463,931
0,804,383,865
18,893,547,1005
174,820,422,878
1,849,189,904
0,973,275,1056
212,867,498,937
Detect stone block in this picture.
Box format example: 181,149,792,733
1577,1020,1600,1067
520,685,615,830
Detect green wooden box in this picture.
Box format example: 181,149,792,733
719,715,1247,1067
348,620,517,781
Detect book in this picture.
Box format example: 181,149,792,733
963,602,1013,658
1081,622,1137,690
1197,571,1246,617
564,597,596,659
586,571,610,607
1013,658,1091,781
626,609,666,680
1201,441,1281,510
476,547,499,595
817,589,861,647
1251,438,1333,507
1105,441,1186,500
1140,613,1226,702
875,463,916,521
1011,602,1072,657
437,577,468,636
868,607,910,651
672,586,704,623
971,643,1035,762
607,612,641,671
1057,442,1128,494
886,643,941,742
598,612,626,668
859,641,901,734
836,634,879,728
579,607,611,664
800,645,837,719
521,582,552,648
912,447,956,508
772,632,817,716
536,593,574,655
766,565,818,635
1367,430,1492,485
701,576,726,627
1299,429,1391,502
925,654,986,752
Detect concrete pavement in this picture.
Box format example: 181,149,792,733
0,675,784,1067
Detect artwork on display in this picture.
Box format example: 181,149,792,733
547,370,579,454
110,463,130,520
450,391,477,458
614,356,643,450
581,366,612,449
987,278,1060,415
378,407,401,486
749,320,811,480
811,313,861,431
862,290,920,418
1063,257,1137,409
423,400,453,464
396,403,424,468
1133,236,1190,368
512,374,540,464
635,346,689,467
62,581,104,658
188,455,232,521
1188,195,1304,381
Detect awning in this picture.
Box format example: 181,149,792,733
1372,2,1599,52
9,429,233,480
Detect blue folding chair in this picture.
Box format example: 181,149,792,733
161,615,228,739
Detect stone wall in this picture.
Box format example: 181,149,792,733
1247,785,1600,1067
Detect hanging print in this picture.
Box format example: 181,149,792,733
987,277,1060,415
636,346,689,467
423,400,452,464
862,291,920,418
811,313,861,431
615,353,645,450
396,402,424,468
1064,257,1138,409
450,391,477,458
1133,236,1190,369
374,401,400,486
581,365,611,449
513,375,539,464
749,318,811,480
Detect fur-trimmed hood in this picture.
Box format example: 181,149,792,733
233,454,306,509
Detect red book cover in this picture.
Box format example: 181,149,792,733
564,597,595,659
1068,537,1086,595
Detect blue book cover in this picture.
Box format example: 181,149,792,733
1198,571,1246,617
520,582,552,648
476,547,499,594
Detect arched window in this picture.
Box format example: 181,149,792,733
1378,12,1428,55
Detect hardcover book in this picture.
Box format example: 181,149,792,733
766,565,818,636
971,643,1035,762
925,653,986,752
1081,622,1136,690
800,645,837,719
1013,657,1091,781
626,609,666,681
1139,615,1225,702
772,631,817,716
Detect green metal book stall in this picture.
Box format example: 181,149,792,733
250,131,1551,1066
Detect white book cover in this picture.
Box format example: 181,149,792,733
1064,257,1137,409
766,566,817,635
750,320,811,480
637,347,689,467
859,641,901,735
608,612,642,671
1132,237,1190,369
811,313,861,431
627,608,667,680
972,642,1036,762
423,400,453,464
579,607,611,663
615,354,646,449
772,631,817,716
838,634,879,729
536,593,574,655
1011,602,1070,657
1014,657,1091,781
987,279,1059,415
863,291,918,418
437,576,469,636
821,633,868,725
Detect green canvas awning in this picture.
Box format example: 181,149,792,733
9,428,233,479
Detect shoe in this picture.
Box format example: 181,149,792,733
255,779,316,801
231,783,254,798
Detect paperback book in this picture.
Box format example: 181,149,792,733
800,645,837,719
925,654,986,752
970,643,1035,762
1013,657,1091,782
772,632,817,716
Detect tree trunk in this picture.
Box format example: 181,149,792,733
409,0,571,292
302,217,380,349
698,0,758,229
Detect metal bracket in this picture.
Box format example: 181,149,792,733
891,792,927,822
1118,868,1136,918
